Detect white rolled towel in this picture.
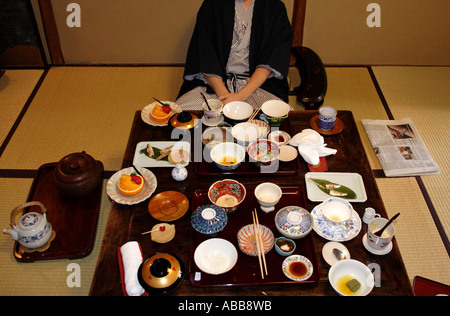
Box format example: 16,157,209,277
120,241,145,296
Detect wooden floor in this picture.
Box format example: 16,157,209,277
0,66,448,295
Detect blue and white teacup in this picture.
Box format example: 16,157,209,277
318,106,337,131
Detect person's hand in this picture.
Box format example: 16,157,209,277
218,92,248,105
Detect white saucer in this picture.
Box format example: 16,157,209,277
362,234,393,255
202,115,224,127
311,204,362,242
322,241,351,266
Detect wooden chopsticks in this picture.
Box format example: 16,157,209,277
247,105,262,122
253,208,268,279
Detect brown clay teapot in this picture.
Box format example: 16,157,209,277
53,151,103,197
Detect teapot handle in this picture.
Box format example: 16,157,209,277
10,201,47,227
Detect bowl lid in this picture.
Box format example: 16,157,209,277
275,206,313,236
138,253,185,294
191,204,228,235
54,151,101,184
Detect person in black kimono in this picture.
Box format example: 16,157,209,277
176,0,293,110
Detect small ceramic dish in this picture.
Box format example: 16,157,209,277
191,204,228,235
268,131,291,146
282,255,313,282
194,238,238,275
275,206,313,239
322,241,351,266
141,101,182,127
275,237,296,256
237,224,275,256
250,119,270,139
208,179,246,213
279,145,298,162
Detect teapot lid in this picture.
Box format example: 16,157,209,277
138,253,185,294
54,151,100,184
16,212,44,231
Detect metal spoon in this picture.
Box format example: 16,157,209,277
333,248,347,261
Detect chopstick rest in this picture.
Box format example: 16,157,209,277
118,241,147,296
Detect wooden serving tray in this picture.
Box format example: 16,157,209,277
13,162,103,262
189,187,319,287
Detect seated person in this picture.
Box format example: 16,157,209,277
176,0,293,110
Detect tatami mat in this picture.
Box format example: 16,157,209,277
0,67,184,171
0,179,111,296
376,177,450,285
0,69,44,146
372,66,450,240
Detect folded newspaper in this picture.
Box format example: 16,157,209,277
362,118,441,177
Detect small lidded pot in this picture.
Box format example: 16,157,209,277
53,151,103,197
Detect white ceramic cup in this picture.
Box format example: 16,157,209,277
367,217,395,250
202,99,223,124
321,198,353,229
318,106,337,131
362,207,381,224
255,182,282,213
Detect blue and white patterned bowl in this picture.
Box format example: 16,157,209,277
191,204,228,235
275,206,313,239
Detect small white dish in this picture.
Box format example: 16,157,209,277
223,101,253,122
268,131,291,146
322,241,351,266
106,167,157,205
202,115,224,127
311,203,362,242
279,145,298,162
362,234,393,255
194,238,238,275
282,255,313,282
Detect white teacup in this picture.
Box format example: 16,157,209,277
202,99,223,124
321,198,353,229
367,217,395,251
362,207,381,224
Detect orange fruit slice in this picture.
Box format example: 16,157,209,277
151,104,171,122
118,174,144,196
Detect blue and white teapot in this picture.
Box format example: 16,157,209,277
3,201,52,249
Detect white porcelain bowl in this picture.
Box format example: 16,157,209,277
232,122,262,147
328,259,375,296
255,182,282,213
223,101,253,123
261,100,290,118
210,142,246,171
194,238,238,275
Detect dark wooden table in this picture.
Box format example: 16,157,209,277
89,110,413,296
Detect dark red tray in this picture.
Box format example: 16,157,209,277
13,162,103,262
194,118,301,176
189,187,319,287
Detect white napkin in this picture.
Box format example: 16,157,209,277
289,129,337,166
120,241,145,296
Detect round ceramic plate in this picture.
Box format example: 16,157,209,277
282,255,313,282
322,241,351,266
279,145,298,162
311,203,361,242
107,167,157,205
148,191,189,222
141,101,182,127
